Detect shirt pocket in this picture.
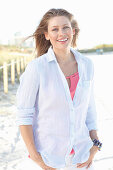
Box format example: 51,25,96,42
81,80,92,87
74,80,92,107
82,80,92,102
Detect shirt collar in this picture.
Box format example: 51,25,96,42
47,46,83,82
47,46,57,62
47,46,81,64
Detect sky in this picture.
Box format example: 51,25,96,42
0,0,113,49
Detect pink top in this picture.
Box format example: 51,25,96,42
66,71,79,155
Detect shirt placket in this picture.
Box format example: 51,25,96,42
55,58,83,161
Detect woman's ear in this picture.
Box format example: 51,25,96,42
44,32,50,40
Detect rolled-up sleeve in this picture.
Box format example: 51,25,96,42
16,60,39,126
85,61,98,131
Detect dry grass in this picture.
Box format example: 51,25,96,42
0,45,34,66
0,45,35,81
0,51,18,65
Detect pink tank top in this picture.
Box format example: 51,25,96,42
66,71,79,155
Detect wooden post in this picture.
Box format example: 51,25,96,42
11,59,15,84
16,58,20,81
24,56,27,68
21,57,24,72
3,62,8,93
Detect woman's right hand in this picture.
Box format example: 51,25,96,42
42,166,56,170
39,160,56,170
31,152,56,170
19,126,56,169
40,161,56,170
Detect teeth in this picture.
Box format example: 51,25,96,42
57,38,67,42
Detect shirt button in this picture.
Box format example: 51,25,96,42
71,108,74,111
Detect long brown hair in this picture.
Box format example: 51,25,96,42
31,8,80,57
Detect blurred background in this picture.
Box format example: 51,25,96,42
0,0,113,169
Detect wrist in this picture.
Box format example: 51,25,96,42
93,145,99,152
30,152,47,169
30,150,41,162
92,138,102,151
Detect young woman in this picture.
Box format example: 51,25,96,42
16,8,102,170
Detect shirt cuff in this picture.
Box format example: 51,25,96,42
16,107,35,126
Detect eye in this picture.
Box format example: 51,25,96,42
52,28,58,31
63,26,70,29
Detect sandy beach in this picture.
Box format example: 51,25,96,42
0,83,27,170
0,52,113,170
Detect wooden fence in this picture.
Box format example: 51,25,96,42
0,56,33,93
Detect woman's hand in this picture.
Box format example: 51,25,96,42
35,157,56,170
42,165,56,170
76,145,98,169
40,161,56,170
31,153,56,170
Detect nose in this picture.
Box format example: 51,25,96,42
58,28,65,35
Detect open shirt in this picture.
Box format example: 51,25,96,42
16,46,98,168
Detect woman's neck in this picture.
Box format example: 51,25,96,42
53,47,75,64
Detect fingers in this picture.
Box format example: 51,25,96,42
43,167,56,170
77,161,92,169
86,161,92,169
77,162,87,168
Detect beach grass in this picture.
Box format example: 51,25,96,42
0,45,34,66
0,45,34,82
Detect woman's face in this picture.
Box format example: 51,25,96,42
44,16,75,51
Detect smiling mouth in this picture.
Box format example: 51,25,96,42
57,38,68,42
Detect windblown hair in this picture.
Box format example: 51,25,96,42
31,8,80,57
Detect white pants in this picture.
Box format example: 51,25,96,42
18,154,94,170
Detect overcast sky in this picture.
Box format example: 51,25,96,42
0,0,113,49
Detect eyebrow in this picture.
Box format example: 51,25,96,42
51,24,69,28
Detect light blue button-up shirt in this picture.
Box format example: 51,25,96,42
16,46,98,168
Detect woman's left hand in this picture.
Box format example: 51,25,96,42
76,145,98,169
